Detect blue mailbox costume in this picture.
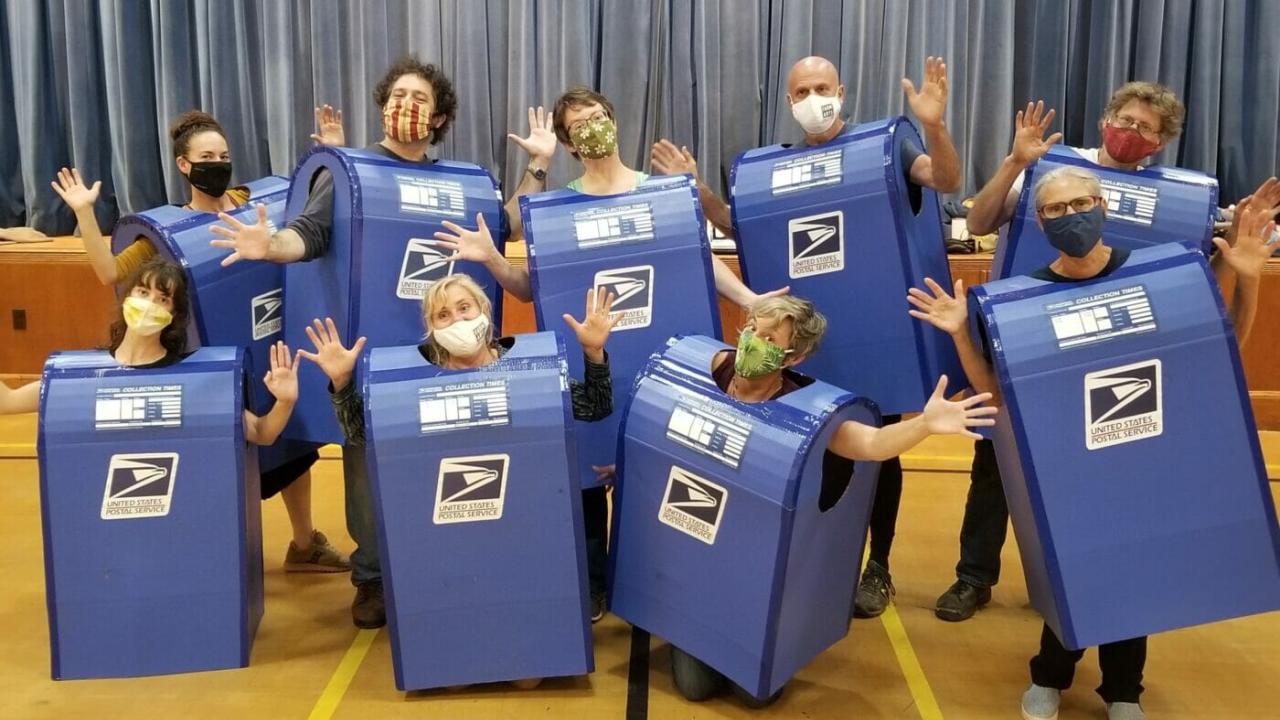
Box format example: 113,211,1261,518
113,176,314,473
283,146,507,444
730,117,963,415
362,332,592,690
609,335,881,699
994,145,1218,279
38,347,262,679
522,174,720,487
971,243,1280,650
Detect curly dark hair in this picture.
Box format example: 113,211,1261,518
169,110,226,158
372,55,457,145
106,258,191,358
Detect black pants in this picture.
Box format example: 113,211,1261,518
583,485,609,596
867,415,903,572
955,438,1010,588
1030,624,1147,704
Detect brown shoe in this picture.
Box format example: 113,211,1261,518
284,530,351,573
352,580,386,629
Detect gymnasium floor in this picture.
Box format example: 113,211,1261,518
1,414,1276,719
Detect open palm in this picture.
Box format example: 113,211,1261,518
508,106,557,162
902,56,949,127
1010,101,1064,167
50,167,101,213
907,277,968,335
922,376,997,440
298,317,367,390
563,288,619,356
262,341,301,404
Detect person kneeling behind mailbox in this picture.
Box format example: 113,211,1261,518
670,295,998,707
298,273,618,690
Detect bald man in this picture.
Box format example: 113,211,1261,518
651,55,963,620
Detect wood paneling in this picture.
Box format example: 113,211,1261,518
0,238,116,380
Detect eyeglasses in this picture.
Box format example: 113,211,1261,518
1109,115,1162,141
1038,194,1103,219
568,111,609,136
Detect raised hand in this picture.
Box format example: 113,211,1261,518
922,376,997,440
50,167,101,213
262,341,301,404
507,106,557,163
1225,176,1280,248
907,277,968,335
430,212,499,263
209,203,273,267
901,56,949,128
310,104,346,147
563,288,619,361
1009,101,1064,167
1213,192,1278,281
297,317,368,391
650,139,699,181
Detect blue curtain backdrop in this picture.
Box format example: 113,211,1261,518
2,0,1276,233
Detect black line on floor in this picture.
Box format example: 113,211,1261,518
625,626,650,720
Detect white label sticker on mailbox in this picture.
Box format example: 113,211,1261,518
1046,285,1157,350
771,148,843,194
397,175,466,218
572,203,656,249
419,379,510,435
95,385,183,430
1099,179,1158,226
666,397,752,470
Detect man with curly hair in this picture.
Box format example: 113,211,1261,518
208,55,555,629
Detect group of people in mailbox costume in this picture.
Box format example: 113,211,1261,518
6,51,1279,718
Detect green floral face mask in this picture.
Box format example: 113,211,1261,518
734,329,790,379
570,116,618,159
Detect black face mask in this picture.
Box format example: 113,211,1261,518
184,160,232,198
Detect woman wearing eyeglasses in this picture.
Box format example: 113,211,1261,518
906,164,1276,720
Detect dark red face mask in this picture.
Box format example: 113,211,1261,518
1102,124,1161,164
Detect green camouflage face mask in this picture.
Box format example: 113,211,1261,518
734,329,789,379
570,117,618,159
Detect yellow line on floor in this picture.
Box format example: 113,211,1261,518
308,628,379,720
881,604,944,720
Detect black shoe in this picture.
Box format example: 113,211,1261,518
853,561,895,619
934,579,992,622
590,591,607,624
352,580,386,629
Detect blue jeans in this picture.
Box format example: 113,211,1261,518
955,438,1009,589
342,445,381,586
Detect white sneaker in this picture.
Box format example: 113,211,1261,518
1107,701,1146,720
1021,684,1061,720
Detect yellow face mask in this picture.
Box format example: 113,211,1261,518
122,296,173,337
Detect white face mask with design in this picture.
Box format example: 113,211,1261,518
790,92,842,135
432,314,490,357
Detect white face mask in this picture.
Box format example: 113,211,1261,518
432,314,491,358
790,92,842,135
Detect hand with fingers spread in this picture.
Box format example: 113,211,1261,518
262,341,301,405
508,106,557,163
1009,101,1064,168
1214,196,1278,282
50,167,102,214
298,317,368,392
902,56,950,128
563,288,620,363
1225,177,1280,249
209,203,273,266
430,212,500,264
907,277,968,335
922,376,997,440
650,139,700,181
310,104,346,147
